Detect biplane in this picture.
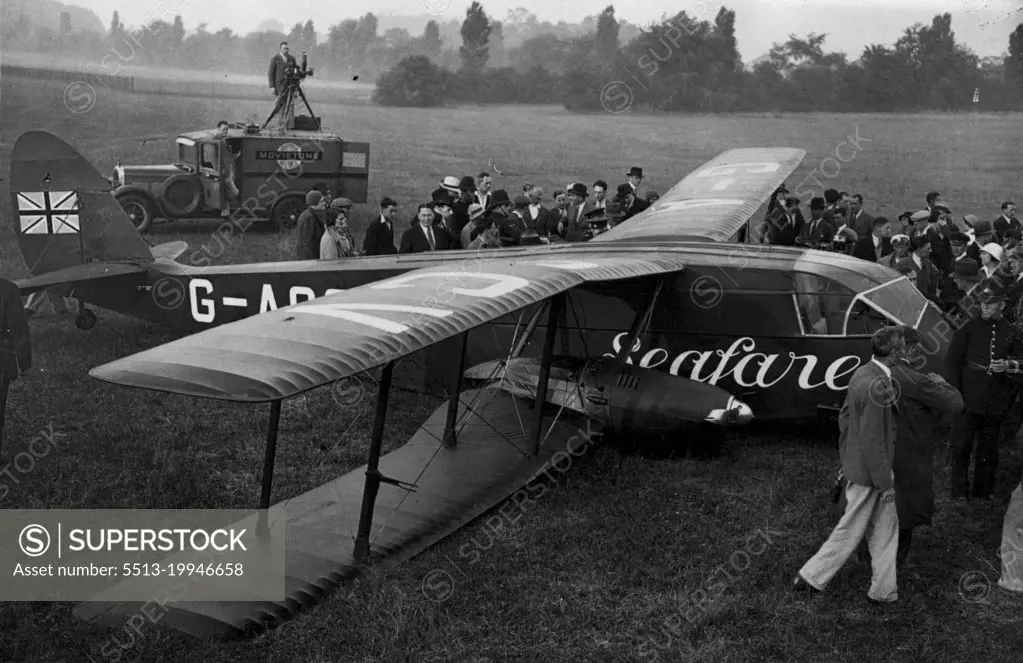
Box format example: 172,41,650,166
9,131,952,423
7,130,954,639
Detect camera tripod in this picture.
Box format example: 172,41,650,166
262,79,317,131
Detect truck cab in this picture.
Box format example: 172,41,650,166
110,125,370,233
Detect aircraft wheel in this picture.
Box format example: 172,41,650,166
75,309,97,331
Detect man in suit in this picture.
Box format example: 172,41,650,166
450,176,476,241
474,172,492,210
268,42,298,97
432,192,459,248
591,180,608,210
797,197,835,248
362,197,399,256
887,328,964,565
0,276,31,458
821,189,842,228
849,194,874,238
625,167,643,197
994,201,1020,241
400,203,452,253
908,236,942,304
853,217,893,262
947,280,1023,500
562,183,594,241
522,185,551,233
615,183,650,221
794,325,905,603
296,191,327,260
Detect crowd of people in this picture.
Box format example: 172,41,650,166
293,167,660,260
760,187,1020,321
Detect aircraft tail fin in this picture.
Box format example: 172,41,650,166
8,131,153,277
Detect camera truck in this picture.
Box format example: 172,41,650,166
109,53,370,233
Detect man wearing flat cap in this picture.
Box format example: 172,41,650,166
296,190,328,260
947,279,1023,500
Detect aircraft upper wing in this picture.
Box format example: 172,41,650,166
592,148,806,244
88,254,687,402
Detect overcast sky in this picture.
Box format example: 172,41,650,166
75,0,1021,60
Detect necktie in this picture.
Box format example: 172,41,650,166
427,226,436,250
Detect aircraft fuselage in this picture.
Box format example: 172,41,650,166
68,242,951,422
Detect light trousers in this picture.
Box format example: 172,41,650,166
999,482,1023,593
800,481,899,602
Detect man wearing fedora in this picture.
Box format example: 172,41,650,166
947,279,1023,500
966,217,997,264
616,183,650,221
432,191,459,249
564,182,594,240
460,203,487,248
939,235,977,313
625,167,644,197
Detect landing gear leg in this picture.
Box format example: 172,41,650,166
75,301,97,331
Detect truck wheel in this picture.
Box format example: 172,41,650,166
116,192,156,233
271,196,305,232
161,174,204,217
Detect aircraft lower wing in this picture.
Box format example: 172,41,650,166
88,254,688,402
592,147,806,243
14,262,147,295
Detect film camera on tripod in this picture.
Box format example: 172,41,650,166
263,51,321,131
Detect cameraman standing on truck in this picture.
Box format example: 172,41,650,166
268,41,298,97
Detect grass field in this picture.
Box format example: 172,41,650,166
1,76,1023,662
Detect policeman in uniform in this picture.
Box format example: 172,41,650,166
947,280,1023,499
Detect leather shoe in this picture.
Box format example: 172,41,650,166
791,575,820,593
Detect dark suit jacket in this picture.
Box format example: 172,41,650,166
853,235,893,262
797,218,835,246
889,360,963,527
362,218,396,256
838,359,898,491
993,215,1021,241
295,208,325,260
268,54,298,95
624,197,650,220
524,204,551,233
399,223,452,253
850,210,874,238
947,314,1023,416
0,278,30,384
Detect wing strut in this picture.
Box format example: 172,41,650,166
256,399,283,538
531,293,566,456
442,332,469,448
353,360,416,564
611,279,665,371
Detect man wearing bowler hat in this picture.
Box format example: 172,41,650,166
616,183,650,221
564,182,593,240
939,237,978,313
947,279,1023,500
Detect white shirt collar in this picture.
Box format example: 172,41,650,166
912,254,922,268
870,357,892,378
873,234,881,248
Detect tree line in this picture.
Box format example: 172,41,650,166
2,2,1020,112
375,4,1023,112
